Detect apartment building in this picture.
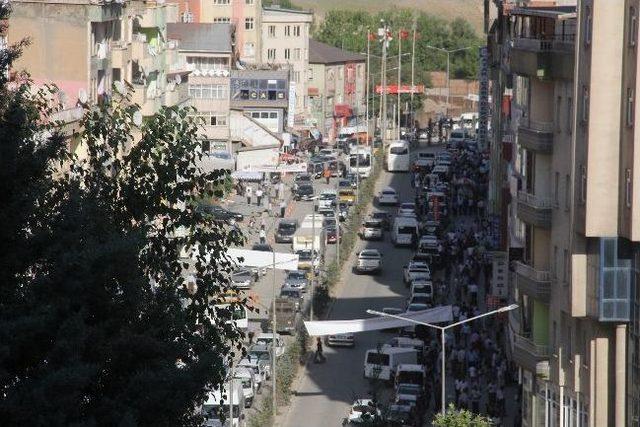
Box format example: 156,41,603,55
488,0,640,425
173,0,262,64
261,5,312,123
168,22,232,155
9,0,187,129
308,39,366,142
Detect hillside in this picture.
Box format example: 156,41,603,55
293,0,486,34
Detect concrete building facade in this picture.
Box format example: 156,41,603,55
308,39,366,142
488,0,640,425
260,6,312,122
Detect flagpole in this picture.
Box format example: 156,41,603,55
410,22,417,130
366,30,370,146
397,29,402,140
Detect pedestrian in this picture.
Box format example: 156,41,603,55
278,181,285,201
280,200,287,218
256,187,264,206
245,185,252,205
259,226,266,244
324,167,331,184
314,337,325,363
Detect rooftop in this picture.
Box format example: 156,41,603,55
262,5,313,15
167,23,232,53
510,5,576,19
309,39,366,65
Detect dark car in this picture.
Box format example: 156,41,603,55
279,286,304,311
326,226,341,244
371,211,391,231
337,202,349,222
293,173,312,190
252,243,274,252
275,219,298,243
197,204,244,222
295,184,315,201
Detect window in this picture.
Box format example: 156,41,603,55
563,249,569,282
294,25,301,37
554,246,559,277
554,172,559,205
308,67,314,80
580,165,587,204
585,6,592,47
213,0,229,4
213,17,230,23
627,88,635,127
245,17,254,30
284,48,291,60
581,86,589,123
284,25,291,37
565,174,571,210
211,114,227,126
267,48,276,61
567,96,573,135
243,42,255,57
552,321,558,353
293,48,301,60
599,238,631,322
626,169,632,208
268,25,276,37
630,7,638,47
246,0,254,4
188,84,228,99
292,71,300,83
186,56,229,71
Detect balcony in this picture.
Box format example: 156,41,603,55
510,35,575,80
518,119,554,154
131,83,161,116
510,329,551,373
110,41,130,69
517,191,553,228
136,5,164,28
514,261,552,302
163,83,189,108
131,36,162,73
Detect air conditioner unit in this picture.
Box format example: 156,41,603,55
536,361,550,380
174,74,182,85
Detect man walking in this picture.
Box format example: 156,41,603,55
280,200,287,218
256,187,263,207
245,186,252,205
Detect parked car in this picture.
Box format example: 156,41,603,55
295,184,315,201
296,249,320,271
293,173,312,191
231,269,253,289
355,249,382,275
198,204,244,222
397,202,417,217
255,332,285,358
252,243,274,252
345,399,381,424
338,202,350,222
326,226,342,244
377,187,399,206
402,261,431,285
283,270,309,292
410,280,434,302
279,286,304,311
274,219,298,243
370,211,391,231
359,218,384,241
326,333,355,347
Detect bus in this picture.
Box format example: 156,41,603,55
386,140,411,172
349,146,372,178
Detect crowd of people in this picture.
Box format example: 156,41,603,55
408,140,515,423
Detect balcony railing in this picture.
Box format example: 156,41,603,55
513,331,551,358
514,261,552,282
514,260,552,301
512,34,576,53
522,118,554,133
517,191,554,209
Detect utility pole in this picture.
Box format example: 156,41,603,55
380,20,389,144
397,29,402,139
410,19,417,129
310,203,316,321
365,30,371,146
271,250,277,418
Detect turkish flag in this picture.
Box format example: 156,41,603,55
368,32,377,41
399,29,410,40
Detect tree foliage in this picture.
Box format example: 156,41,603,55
263,0,301,10
0,4,245,425
433,404,492,427
313,8,483,114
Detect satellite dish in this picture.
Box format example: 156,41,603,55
174,74,182,85
193,69,201,76
114,80,126,95
78,88,88,104
133,110,143,126
208,69,217,77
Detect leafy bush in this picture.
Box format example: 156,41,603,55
433,404,492,427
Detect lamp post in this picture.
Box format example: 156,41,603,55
423,45,474,117
366,304,518,415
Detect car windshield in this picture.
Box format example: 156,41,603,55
320,193,336,200
296,175,311,182
382,190,396,195
338,180,350,188
350,154,371,167
279,223,296,233
287,271,306,280
400,203,415,210
364,221,381,228
232,271,251,280
411,295,430,305
360,251,379,258
252,244,272,251
397,385,421,396
413,285,430,293
297,251,313,260
389,146,408,155
366,352,390,365
398,226,416,234
280,289,300,298
372,212,387,219
298,185,313,192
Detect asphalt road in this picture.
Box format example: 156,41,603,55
281,143,442,427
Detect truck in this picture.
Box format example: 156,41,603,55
201,382,246,427
292,227,325,253
271,298,300,334
363,347,418,382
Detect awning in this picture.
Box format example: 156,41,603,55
231,171,264,181
227,248,299,270
304,305,452,336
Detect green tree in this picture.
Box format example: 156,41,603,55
263,0,301,10
0,4,245,425
433,404,492,427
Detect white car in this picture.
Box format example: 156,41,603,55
410,280,434,301
406,303,429,312
355,249,382,275
378,187,399,205
360,218,384,241
346,399,381,424
319,148,338,158
254,333,285,358
397,202,416,217
327,333,355,347
402,261,431,284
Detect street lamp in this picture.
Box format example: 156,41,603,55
423,45,474,117
366,304,518,415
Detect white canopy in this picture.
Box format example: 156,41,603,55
304,305,453,336
227,248,299,271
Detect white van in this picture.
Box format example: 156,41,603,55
395,363,426,388
391,216,419,247
383,337,426,358
202,382,246,427
233,367,256,408
363,347,418,381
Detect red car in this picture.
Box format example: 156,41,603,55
325,226,342,244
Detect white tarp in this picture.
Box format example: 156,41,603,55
304,305,453,336
243,163,308,173
227,248,299,271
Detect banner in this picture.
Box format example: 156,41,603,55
375,84,425,95
227,248,299,270
304,305,453,336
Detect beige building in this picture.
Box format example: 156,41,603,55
172,0,262,64
308,39,366,141
168,22,232,154
489,0,640,425
261,5,312,122
9,0,189,131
